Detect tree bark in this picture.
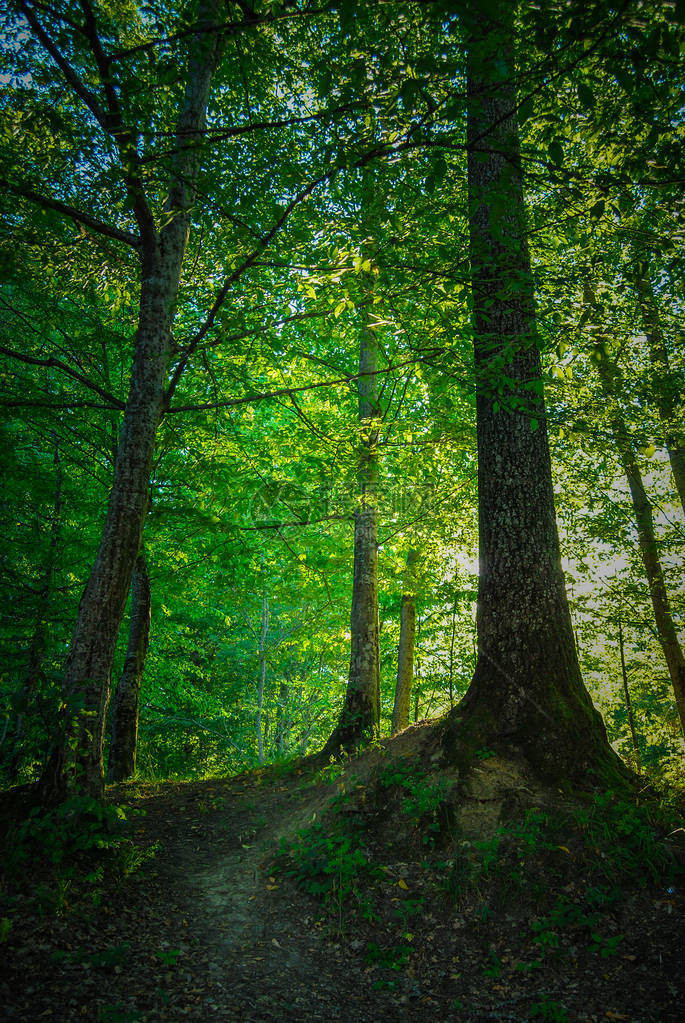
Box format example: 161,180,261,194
256,594,269,765
391,549,419,735
630,256,685,516
276,680,290,756
596,355,685,737
38,3,224,803
324,177,381,755
618,614,641,770
107,553,151,783
445,3,616,783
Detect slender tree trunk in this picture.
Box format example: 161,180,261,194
596,355,685,736
445,3,616,783
5,433,62,780
617,614,641,770
256,594,269,765
38,4,224,803
448,592,459,710
107,553,151,783
391,550,419,734
630,255,685,515
276,680,289,755
324,177,381,754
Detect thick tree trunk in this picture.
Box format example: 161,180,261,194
445,3,616,783
631,258,685,516
38,5,223,803
596,356,685,736
107,553,151,783
391,550,419,734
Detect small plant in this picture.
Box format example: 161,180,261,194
481,946,503,978
273,817,382,931
156,947,181,967
530,998,569,1021
475,747,496,760
115,839,160,878
365,940,411,971
588,931,624,958
315,754,350,786
35,878,71,917
0,917,13,942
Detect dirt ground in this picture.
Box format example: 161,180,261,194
2,737,684,1022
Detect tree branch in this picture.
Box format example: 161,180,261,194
2,180,141,250
166,350,445,414
0,344,125,408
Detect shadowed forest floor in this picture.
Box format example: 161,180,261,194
2,732,684,1022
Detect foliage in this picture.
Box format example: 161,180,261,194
0,795,155,918
0,0,682,790
274,813,383,931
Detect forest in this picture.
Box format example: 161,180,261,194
0,0,684,1020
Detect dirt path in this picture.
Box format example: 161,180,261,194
4,771,418,1022
3,763,684,1022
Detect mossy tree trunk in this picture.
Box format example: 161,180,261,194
445,2,617,783
107,553,151,783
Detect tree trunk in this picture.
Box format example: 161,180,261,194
445,3,617,783
4,432,62,781
596,355,685,737
107,553,151,783
256,594,269,765
276,680,290,756
630,255,685,516
38,4,224,803
618,614,641,770
391,550,419,734
324,178,381,755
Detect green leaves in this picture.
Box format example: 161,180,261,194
577,82,595,110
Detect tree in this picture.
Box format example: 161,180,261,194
594,348,685,736
444,2,620,783
323,170,382,753
629,250,685,517
107,552,151,783
9,0,224,802
391,549,419,735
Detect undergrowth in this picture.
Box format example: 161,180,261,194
273,760,683,977
0,795,157,920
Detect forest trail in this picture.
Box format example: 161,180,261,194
3,755,685,1022
135,769,402,1022
4,766,424,1022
